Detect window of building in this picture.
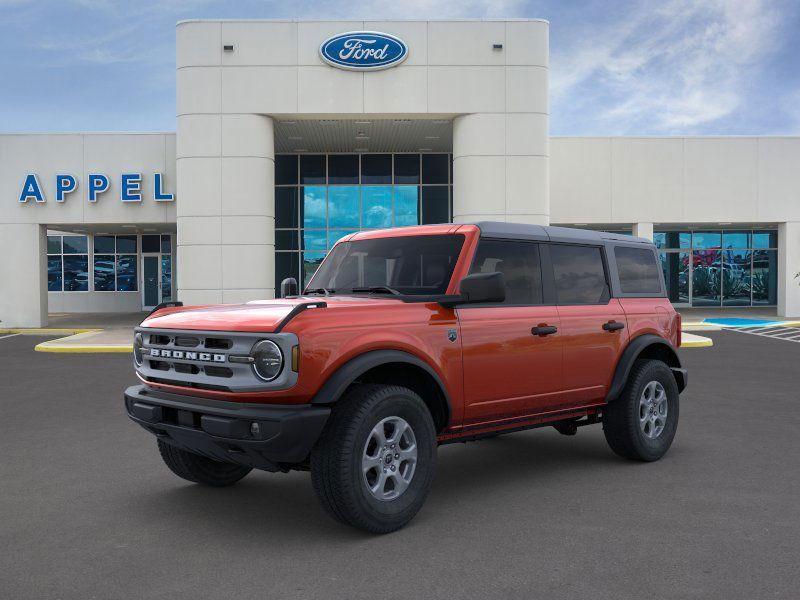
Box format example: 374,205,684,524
655,229,777,307
275,153,454,288
47,235,89,292
614,247,662,294
93,235,138,292
550,245,608,305
470,240,543,305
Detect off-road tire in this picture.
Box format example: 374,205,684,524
157,439,252,486
311,384,437,534
603,359,680,462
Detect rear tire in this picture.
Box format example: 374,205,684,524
311,384,437,534
157,439,252,486
603,359,679,462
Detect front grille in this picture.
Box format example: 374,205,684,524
136,326,298,393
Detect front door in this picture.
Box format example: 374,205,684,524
142,255,160,309
459,239,564,426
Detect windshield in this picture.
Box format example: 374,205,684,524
306,234,465,296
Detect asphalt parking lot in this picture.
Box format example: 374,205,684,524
1,331,798,600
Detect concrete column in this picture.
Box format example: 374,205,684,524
778,221,800,318
632,222,654,241
452,113,549,225
0,224,47,327
177,114,275,305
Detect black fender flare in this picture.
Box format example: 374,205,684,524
606,334,686,402
310,349,452,419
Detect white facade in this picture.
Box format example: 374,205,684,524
0,19,798,327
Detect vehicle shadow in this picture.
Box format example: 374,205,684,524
126,428,622,541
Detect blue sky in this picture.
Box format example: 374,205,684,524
1,0,798,135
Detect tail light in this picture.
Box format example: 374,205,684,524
676,312,682,347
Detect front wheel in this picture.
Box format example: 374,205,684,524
602,359,680,461
157,439,252,486
311,384,437,534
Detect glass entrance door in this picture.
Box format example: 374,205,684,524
142,255,160,309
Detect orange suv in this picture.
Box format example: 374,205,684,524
125,223,686,533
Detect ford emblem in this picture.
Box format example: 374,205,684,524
319,31,408,71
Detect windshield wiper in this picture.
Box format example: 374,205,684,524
350,286,401,295
304,287,335,296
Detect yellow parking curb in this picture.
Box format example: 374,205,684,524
680,333,714,348
35,343,132,353
0,328,100,335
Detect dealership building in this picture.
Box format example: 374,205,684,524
1,18,799,327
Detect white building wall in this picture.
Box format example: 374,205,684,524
0,133,176,327
550,136,800,316
176,19,550,303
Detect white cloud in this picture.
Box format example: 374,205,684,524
551,0,791,133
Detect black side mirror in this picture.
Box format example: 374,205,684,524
280,277,298,298
439,272,505,307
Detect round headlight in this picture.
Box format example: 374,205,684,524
133,333,144,367
251,340,283,382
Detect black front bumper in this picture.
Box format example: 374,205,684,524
124,385,330,472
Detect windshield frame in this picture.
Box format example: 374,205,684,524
304,233,466,299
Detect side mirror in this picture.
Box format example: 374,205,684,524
280,277,299,298
439,272,505,307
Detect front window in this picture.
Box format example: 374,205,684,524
306,234,464,296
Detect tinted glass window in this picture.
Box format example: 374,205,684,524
47,235,61,254
361,154,391,184
421,154,448,184
275,187,298,229
300,155,326,184
275,155,298,185
470,240,542,305
161,235,172,254
394,186,419,226
752,231,777,249
116,256,138,291
421,186,449,224
141,234,160,253
63,255,89,291
302,186,326,229
94,255,116,291
116,235,137,254
615,246,662,294
328,155,359,184
328,186,359,227
62,235,87,254
362,186,392,228
47,256,62,291
308,234,464,295
94,235,115,254
551,245,608,304
394,154,420,184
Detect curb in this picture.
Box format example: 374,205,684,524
680,333,714,348
34,343,132,353
0,328,100,335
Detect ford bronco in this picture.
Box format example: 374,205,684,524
125,222,686,533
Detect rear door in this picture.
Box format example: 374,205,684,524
458,239,563,425
547,243,629,406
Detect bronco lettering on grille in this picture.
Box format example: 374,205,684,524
148,348,226,363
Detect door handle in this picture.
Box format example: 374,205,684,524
603,320,625,332
532,325,558,337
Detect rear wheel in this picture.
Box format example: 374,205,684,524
311,384,437,534
157,439,252,486
602,359,679,461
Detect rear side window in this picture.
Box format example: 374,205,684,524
614,246,662,294
470,240,542,305
550,245,608,304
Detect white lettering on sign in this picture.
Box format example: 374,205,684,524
338,38,390,61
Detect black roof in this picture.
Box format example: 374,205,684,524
471,221,651,245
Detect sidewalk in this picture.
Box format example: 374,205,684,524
2,312,146,353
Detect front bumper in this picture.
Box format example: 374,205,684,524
124,385,330,472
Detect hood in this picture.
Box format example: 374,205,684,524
140,295,402,332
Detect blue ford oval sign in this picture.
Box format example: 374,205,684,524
319,31,408,71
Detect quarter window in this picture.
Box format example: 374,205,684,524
614,247,662,294
550,245,608,305
469,240,542,305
